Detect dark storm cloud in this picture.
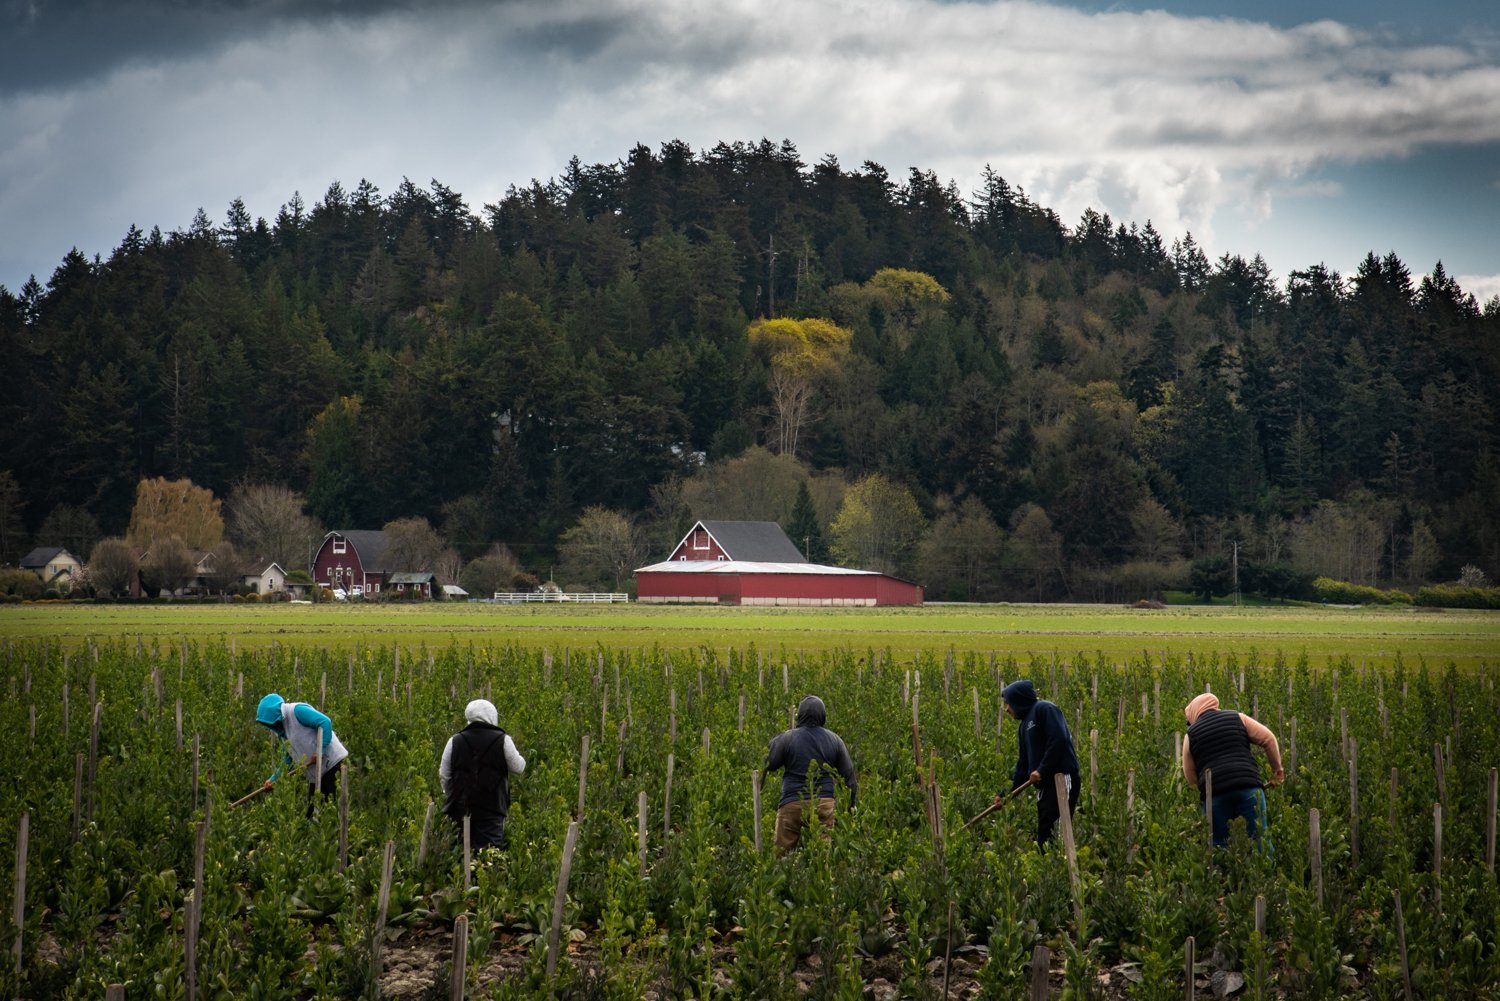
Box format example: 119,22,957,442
0,0,500,91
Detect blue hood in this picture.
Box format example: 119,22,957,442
1001,679,1039,714
256,693,285,728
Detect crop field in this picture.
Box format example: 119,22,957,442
3,601,1499,669
1,610,1498,999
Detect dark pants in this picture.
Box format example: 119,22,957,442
450,811,507,851
1036,773,1080,848
305,767,337,817
1205,786,1269,849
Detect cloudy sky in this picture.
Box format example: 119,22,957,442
3,0,1498,302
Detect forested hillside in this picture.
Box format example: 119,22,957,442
2,138,1497,601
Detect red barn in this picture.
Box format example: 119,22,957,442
636,520,923,606
311,530,393,596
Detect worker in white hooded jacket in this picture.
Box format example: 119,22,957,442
440,699,526,850
255,693,348,812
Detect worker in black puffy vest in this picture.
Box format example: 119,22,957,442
1183,692,1283,848
440,699,527,850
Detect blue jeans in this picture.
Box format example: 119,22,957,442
1205,786,1268,848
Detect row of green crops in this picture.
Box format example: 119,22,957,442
1,639,1497,999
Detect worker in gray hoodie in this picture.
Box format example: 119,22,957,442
764,694,857,853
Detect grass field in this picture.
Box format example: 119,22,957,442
4,599,1498,668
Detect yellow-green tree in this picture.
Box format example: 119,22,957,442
829,473,925,577
747,317,852,458
125,477,223,551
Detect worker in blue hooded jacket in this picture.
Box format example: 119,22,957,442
995,679,1080,848
255,693,348,809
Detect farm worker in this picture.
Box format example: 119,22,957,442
764,694,858,854
1183,692,1284,847
997,679,1080,849
440,699,526,850
255,693,348,809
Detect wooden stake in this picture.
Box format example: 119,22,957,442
1348,737,1361,866
738,690,746,732
1393,890,1413,1001
1055,773,1083,933
1028,943,1050,1001
546,821,581,980
105,986,124,1001
1204,768,1214,846
369,840,395,999
616,720,627,776
1486,767,1497,874
1309,808,1323,907
12,811,27,985
1433,803,1442,913
450,913,469,1001
576,734,589,820
752,770,763,853
1434,743,1447,809
1253,895,1266,1001
637,791,648,878
88,702,101,823
973,687,981,740
663,754,674,838
72,752,83,842
338,765,350,872
1389,767,1399,830
418,800,435,869
462,815,471,892
1184,935,1195,1001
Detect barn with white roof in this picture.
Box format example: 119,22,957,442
634,520,923,606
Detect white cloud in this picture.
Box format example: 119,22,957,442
2,0,1499,289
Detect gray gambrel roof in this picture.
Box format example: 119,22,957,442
325,530,393,571
687,521,806,562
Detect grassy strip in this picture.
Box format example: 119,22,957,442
4,600,1498,667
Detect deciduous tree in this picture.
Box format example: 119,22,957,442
226,483,323,571
88,538,139,597
558,507,644,592
747,317,852,458
829,474,924,576
126,477,223,551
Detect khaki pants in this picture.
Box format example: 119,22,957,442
774,797,836,853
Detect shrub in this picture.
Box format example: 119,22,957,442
1413,584,1500,610
0,569,44,600
1312,577,1412,605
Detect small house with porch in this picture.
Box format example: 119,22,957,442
240,559,289,596
20,547,83,588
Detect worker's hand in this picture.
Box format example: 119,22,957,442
1029,770,1042,786
1268,769,1285,788
262,779,274,791
993,793,1005,808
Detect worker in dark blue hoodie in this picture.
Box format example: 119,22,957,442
996,679,1080,848
764,694,858,853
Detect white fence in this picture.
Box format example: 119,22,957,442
491,591,630,604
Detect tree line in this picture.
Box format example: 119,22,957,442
2,138,1497,601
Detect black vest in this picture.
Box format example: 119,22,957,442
1187,709,1262,797
444,722,511,821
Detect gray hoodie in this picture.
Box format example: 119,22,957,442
764,695,857,808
